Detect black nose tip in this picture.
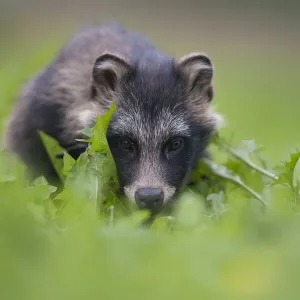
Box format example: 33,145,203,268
135,188,164,210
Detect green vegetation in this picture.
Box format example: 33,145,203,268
1,47,300,300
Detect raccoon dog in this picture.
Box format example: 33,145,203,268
4,23,223,212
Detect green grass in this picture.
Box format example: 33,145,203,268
1,46,300,300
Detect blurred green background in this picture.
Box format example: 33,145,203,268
1,2,300,299
1,0,300,163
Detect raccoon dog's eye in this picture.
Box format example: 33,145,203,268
120,137,135,151
167,138,184,153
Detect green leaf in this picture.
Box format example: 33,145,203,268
151,216,174,232
101,102,117,133
90,103,116,153
204,159,266,207
273,151,300,202
213,135,278,181
79,127,94,138
293,156,300,189
175,190,205,229
274,151,300,187
207,191,228,217
63,152,75,176
65,102,120,210
39,131,65,183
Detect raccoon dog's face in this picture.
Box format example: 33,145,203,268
90,52,223,212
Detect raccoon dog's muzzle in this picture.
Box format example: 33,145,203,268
123,159,176,211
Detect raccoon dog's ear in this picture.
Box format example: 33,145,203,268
178,53,214,102
92,52,133,94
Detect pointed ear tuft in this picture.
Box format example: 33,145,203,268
92,52,133,93
178,52,214,101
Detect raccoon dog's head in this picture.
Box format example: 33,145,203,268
89,52,223,212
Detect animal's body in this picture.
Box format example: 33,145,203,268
4,22,223,212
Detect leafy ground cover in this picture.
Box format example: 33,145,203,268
1,100,300,300
1,47,300,300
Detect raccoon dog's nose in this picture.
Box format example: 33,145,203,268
135,188,164,210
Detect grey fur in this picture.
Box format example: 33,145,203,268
4,22,224,207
